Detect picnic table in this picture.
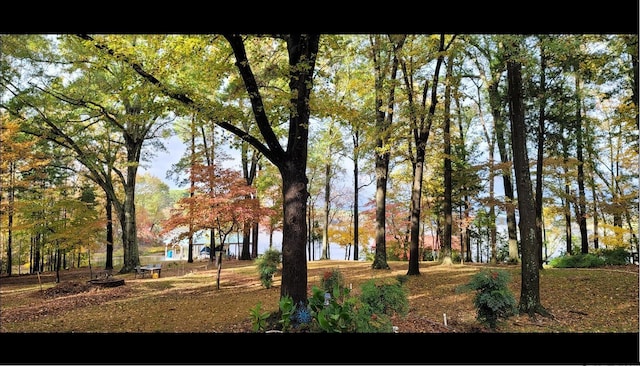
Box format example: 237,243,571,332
135,264,162,279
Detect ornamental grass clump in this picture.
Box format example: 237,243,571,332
456,269,517,330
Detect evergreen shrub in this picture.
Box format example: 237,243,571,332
549,253,605,268
255,248,282,288
456,269,517,329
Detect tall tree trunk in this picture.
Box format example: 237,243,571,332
251,222,259,259
321,162,331,260
488,175,497,264
463,198,472,262
370,34,403,270
400,34,447,274
105,196,114,270
410,145,426,271
373,148,390,270
227,34,318,305
119,149,141,273
454,91,473,263
240,136,258,261
535,42,547,268
6,162,15,275
506,39,548,317
199,124,218,264
241,222,252,260
352,130,360,261
188,116,196,263
589,167,599,249
441,47,453,266
574,64,589,254
561,122,573,255
279,163,310,303
307,202,313,260
478,81,497,264
490,73,519,263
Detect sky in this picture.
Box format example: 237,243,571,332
138,134,189,190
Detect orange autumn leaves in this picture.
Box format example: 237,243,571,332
161,163,276,244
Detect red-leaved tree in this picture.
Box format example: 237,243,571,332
162,163,275,289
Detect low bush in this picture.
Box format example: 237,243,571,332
456,269,517,330
597,247,631,265
255,248,281,288
549,247,633,268
549,253,605,268
355,278,409,333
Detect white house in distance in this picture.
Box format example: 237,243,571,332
163,230,209,261
163,230,240,261
164,239,209,261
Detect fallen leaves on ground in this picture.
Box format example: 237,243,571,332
0,260,637,333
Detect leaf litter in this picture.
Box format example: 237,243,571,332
1,260,637,333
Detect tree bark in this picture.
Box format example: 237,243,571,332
6,162,15,275
573,64,589,254
535,41,547,268
321,161,331,260
506,38,548,317
478,74,497,265
105,196,114,270
251,222,259,259
370,34,403,270
225,34,319,304
486,47,519,263
121,152,141,273
352,130,360,261
441,44,454,266
561,123,573,255
240,138,259,261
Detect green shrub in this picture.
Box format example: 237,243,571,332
355,278,408,333
549,253,605,268
549,248,634,268
359,278,409,317
451,250,462,263
597,247,631,265
456,269,517,329
422,249,437,261
255,248,282,288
